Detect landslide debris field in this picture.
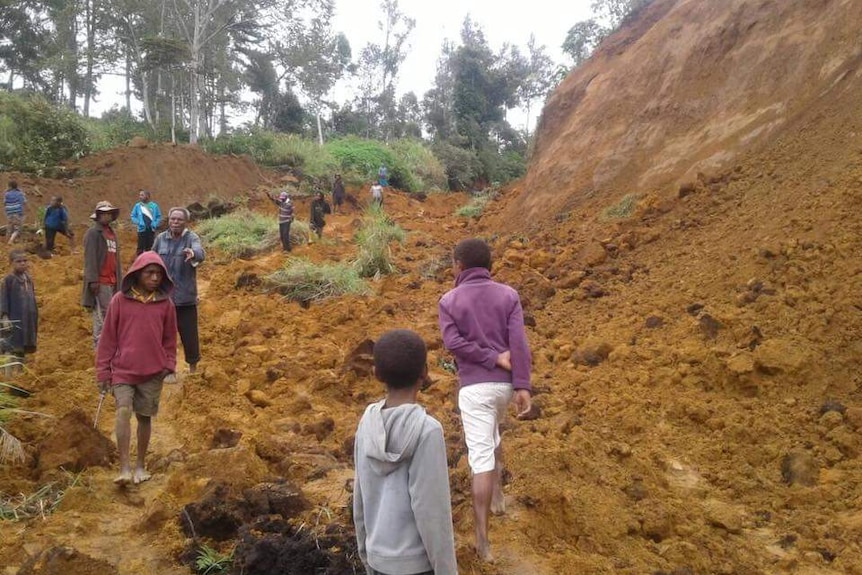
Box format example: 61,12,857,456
3,1,862,574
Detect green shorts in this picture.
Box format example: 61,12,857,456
112,375,164,417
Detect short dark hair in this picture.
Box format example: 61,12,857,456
8,180,17,189
453,238,492,270
9,249,27,262
374,330,427,390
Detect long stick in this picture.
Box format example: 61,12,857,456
93,391,106,429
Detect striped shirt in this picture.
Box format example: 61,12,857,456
276,199,294,224
4,188,25,217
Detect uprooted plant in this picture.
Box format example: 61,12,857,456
353,205,406,278
264,259,370,303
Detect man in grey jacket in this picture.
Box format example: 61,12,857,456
152,207,205,374
353,329,458,575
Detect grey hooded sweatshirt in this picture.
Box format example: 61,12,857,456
353,400,458,575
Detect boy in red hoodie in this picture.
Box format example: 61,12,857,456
96,252,177,486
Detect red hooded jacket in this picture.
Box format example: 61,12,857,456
96,251,177,385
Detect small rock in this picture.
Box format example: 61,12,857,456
579,241,607,267
780,450,818,486
645,316,664,329
819,400,846,415
246,390,272,408
699,314,722,339
211,428,243,449
623,480,647,501
685,303,704,316
844,407,862,430
704,499,744,534
678,181,697,198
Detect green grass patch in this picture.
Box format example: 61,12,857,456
354,206,406,278
265,258,369,303
0,471,81,521
455,187,500,218
196,210,311,257
195,545,233,575
600,193,639,220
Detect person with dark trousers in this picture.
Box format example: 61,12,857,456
43,196,74,252
152,207,204,374
0,250,38,371
308,191,331,242
81,201,122,347
130,189,162,255
332,174,345,214
266,190,294,251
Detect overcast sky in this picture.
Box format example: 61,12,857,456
92,0,595,131
332,0,594,130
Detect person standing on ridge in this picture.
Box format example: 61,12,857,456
370,180,383,208
4,180,26,245
437,237,532,563
0,250,38,372
308,191,331,242
377,164,388,187
130,189,162,255
43,196,74,252
267,190,295,251
81,201,122,347
152,207,204,374
332,174,345,214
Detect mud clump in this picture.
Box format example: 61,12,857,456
17,546,118,575
36,409,115,478
232,516,361,575
180,480,308,541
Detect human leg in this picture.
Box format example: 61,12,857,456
45,228,57,251
112,385,134,485
459,382,514,561
130,376,163,484
134,414,152,484
92,285,114,348
176,304,200,370
279,221,291,251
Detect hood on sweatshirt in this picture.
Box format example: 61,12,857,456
121,251,174,296
360,400,428,476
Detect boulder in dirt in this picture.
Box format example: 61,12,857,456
340,339,375,378
242,481,307,519
36,409,115,478
572,340,614,366
579,241,608,267
180,482,246,541
127,136,149,148
17,546,118,575
211,428,243,449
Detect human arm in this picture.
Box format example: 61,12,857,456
130,203,142,227
437,299,499,370
507,297,532,391
95,296,120,388
151,203,162,229
82,229,100,290
183,232,205,264
409,422,458,575
162,300,178,374
352,438,373,575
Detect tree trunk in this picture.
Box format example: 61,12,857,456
83,0,96,118
171,73,177,144
125,52,132,112
316,111,324,146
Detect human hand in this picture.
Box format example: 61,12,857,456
183,248,194,262
512,389,532,419
495,350,512,371
0,315,10,332
89,282,100,295
97,380,111,394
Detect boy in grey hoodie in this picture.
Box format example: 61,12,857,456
353,330,458,575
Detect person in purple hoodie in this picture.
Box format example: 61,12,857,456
437,237,532,562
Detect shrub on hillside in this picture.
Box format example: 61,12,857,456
431,141,483,191
265,258,369,303
325,137,415,192
196,210,310,257
354,206,406,277
0,92,90,172
389,139,447,192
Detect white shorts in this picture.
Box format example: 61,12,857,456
459,382,513,474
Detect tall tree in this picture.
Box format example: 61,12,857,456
515,35,555,136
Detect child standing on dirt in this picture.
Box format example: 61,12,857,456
43,196,74,252
0,250,38,370
353,329,458,575
370,181,384,208
96,251,176,486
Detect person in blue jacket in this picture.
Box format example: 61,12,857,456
130,189,162,255
43,196,74,252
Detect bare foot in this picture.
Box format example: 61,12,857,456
475,539,494,563
132,469,152,485
114,471,132,486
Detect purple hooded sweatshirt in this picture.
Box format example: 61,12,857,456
438,267,531,391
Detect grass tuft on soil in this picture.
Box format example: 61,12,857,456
354,205,405,278
196,210,310,257
265,259,369,303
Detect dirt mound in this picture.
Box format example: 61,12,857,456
17,546,118,575
36,409,115,478
3,143,272,225
492,0,862,231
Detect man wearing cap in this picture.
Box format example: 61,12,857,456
266,190,294,251
82,201,122,347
